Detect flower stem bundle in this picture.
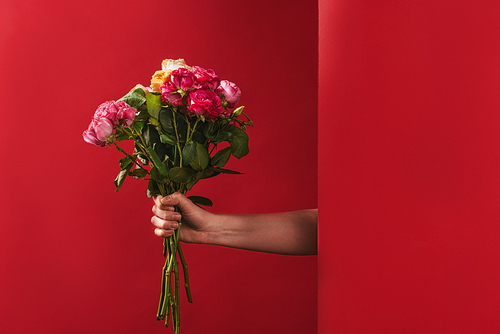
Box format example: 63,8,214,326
83,59,252,333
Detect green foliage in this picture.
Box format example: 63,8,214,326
129,166,148,179
225,126,249,159
119,88,146,109
147,146,168,176
114,169,128,191
150,166,169,183
187,196,213,207
189,142,210,171
146,93,163,118
147,179,161,198
211,147,231,167
159,108,177,144
142,124,166,160
169,167,195,183
182,141,197,165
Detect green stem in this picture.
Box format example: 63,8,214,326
172,110,183,167
173,258,180,333
157,255,168,320
177,242,192,303
111,141,147,172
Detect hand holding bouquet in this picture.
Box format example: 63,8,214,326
83,59,252,333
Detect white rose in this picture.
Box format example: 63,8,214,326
161,58,192,74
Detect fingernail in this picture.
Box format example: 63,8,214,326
161,196,171,204
173,214,181,221
171,222,179,228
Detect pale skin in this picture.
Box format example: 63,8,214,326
151,192,318,255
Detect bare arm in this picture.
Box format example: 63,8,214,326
151,192,317,255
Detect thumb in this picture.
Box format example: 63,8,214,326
160,192,195,212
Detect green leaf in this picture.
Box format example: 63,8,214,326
186,168,221,190
150,166,169,183
147,179,161,198
191,130,206,144
114,169,129,191
114,160,134,191
160,134,176,146
142,124,166,160
119,156,133,169
134,110,150,122
196,168,221,179
203,121,218,140
190,142,210,171
142,124,160,147
216,167,244,174
128,167,148,179
211,147,232,167
132,121,145,135
185,178,198,191
226,126,249,159
176,115,189,143
146,146,168,175
169,167,195,183
158,108,178,143
182,141,197,165
188,196,213,207
146,93,163,118
119,88,146,109
149,117,160,126
114,127,130,141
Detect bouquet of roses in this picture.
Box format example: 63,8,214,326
83,58,252,333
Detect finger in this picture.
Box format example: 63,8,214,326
152,206,181,221
161,192,192,211
151,216,179,230
153,196,175,211
154,227,175,238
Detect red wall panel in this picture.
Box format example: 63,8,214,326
0,1,317,333
319,1,500,333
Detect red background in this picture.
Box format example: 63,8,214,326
0,1,317,333
4,0,500,333
319,1,500,333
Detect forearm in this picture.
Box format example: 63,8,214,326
205,209,318,255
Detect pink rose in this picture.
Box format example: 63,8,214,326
188,89,222,120
114,100,136,127
93,117,115,142
217,80,241,108
83,100,137,147
82,118,113,146
192,66,220,90
170,68,195,91
160,81,183,106
83,124,106,147
93,100,136,127
94,100,119,121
